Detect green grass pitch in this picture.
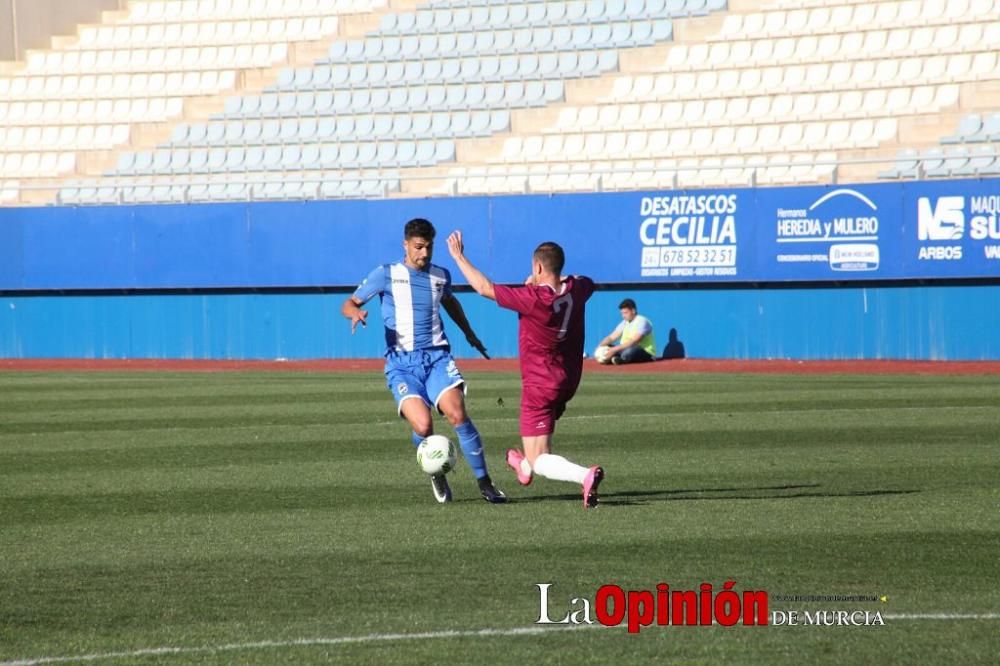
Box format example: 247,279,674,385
1,370,998,664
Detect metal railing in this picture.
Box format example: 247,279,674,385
2,149,998,206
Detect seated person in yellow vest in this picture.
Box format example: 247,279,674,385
597,299,657,364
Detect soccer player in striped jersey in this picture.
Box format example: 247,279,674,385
447,231,605,509
341,218,507,504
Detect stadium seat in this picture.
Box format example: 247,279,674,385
6,0,995,201
302,135,335,166
942,114,982,144
951,144,996,176
965,112,1000,143
878,148,920,179
225,147,246,171
257,120,278,143
931,146,970,177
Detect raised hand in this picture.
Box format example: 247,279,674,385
447,230,465,260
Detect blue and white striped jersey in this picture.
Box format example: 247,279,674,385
353,261,453,354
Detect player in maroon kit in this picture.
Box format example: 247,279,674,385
446,231,605,508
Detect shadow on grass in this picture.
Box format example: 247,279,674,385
511,484,920,507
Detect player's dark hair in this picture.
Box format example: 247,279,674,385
404,218,436,240
533,242,565,275
619,298,637,310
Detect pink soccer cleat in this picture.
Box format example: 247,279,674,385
583,466,605,508
505,449,533,486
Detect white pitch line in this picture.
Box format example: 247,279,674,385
4,615,999,665
0,625,591,666
883,613,1000,620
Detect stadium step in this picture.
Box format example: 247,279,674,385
898,115,964,146
967,80,1000,110
387,0,425,9
673,14,727,43
726,0,766,12
618,45,676,74
455,136,508,164
564,77,620,106
337,11,389,40
99,9,130,24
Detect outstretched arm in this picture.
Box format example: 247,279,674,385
598,331,618,348
446,230,495,300
344,266,386,334
442,294,490,359
600,318,628,349
340,296,368,334
608,332,642,355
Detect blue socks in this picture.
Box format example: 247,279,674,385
454,420,488,479
411,423,488,479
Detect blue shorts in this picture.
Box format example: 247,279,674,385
385,348,465,416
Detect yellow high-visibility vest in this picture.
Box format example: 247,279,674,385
621,316,656,357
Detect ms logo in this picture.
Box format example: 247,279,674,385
918,196,965,241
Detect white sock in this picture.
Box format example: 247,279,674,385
520,458,533,477
532,453,588,485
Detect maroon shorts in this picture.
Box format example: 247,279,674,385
519,383,577,436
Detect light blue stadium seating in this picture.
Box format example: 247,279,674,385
923,147,958,177
943,112,1000,145
91,0,727,201
952,145,997,176
878,149,920,179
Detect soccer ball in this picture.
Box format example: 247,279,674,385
417,435,457,475
594,345,612,364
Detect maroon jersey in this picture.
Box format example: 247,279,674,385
494,276,595,391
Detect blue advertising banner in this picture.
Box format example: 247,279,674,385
632,190,746,281
753,183,900,281
900,179,1000,278
1,178,998,291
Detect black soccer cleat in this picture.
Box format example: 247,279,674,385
478,475,508,504
430,473,453,503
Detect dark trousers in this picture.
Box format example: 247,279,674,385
618,347,655,364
